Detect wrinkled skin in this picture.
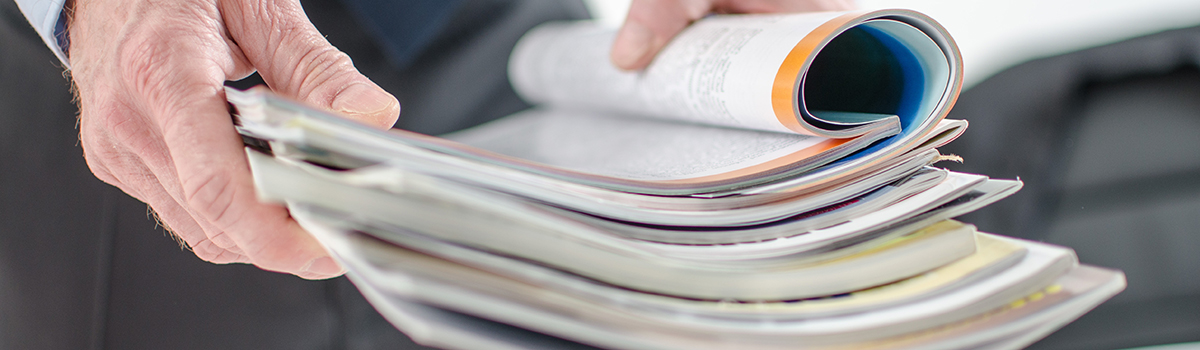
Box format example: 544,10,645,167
70,0,400,279
66,0,851,280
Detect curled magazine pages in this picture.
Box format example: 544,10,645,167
233,7,969,196
440,9,965,193
229,7,1125,350
509,10,960,139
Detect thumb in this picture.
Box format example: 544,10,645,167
611,0,712,70
221,0,399,129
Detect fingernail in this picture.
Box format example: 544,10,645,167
304,257,344,276
612,21,654,69
332,83,397,117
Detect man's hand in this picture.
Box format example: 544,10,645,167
610,0,855,70
70,0,400,279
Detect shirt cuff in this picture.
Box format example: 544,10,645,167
14,0,71,68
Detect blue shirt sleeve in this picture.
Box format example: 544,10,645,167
13,0,71,68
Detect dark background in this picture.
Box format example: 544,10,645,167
941,25,1200,349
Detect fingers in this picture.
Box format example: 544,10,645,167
80,111,249,263
714,0,856,13
612,0,712,70
172,87,343,278
83,91,242,252
111,31,342,279
220,0,399,129
71,0,345,279
611,0,858,71
155,79,341,278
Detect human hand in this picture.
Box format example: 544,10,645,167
610,0,855,70
69,0,400,279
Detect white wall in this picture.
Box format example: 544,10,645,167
583,0,632,27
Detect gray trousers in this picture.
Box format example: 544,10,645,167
0,1,586,349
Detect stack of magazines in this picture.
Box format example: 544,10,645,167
231,9,1125,349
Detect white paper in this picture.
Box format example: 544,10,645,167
447,109,826,180
509,14,842,134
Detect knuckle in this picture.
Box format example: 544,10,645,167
114,30,223,119
242,233,316,275
207,231,240,250
104,110,163,158
79,129,156,200
190,238,235,263
117,34,174,106
82,150,120,185
292,45,356,100
80,133,119,180
180,168,244,230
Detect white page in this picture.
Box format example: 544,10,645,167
509,13,843,134
446,109,827,180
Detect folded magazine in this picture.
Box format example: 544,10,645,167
231,8,1123,349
